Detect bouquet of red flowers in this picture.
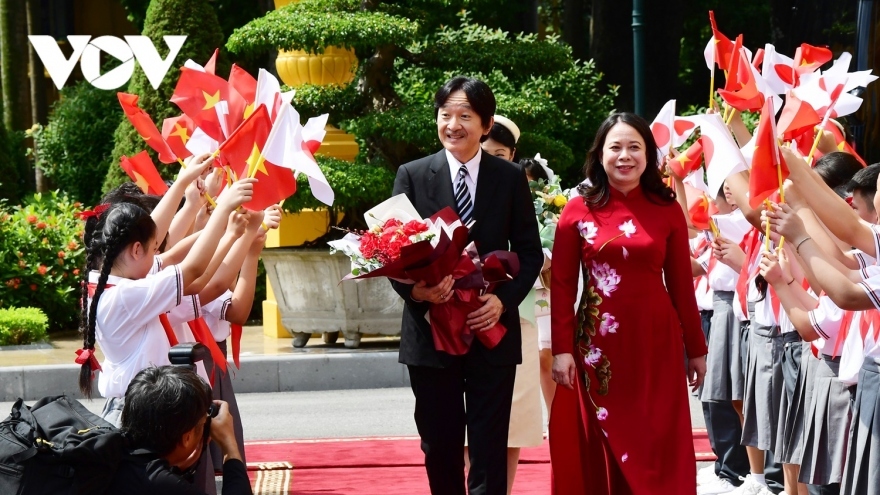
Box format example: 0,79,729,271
329,194,519,355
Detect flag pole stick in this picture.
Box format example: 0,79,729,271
709,68,715,110
805,125,825,166
764,199,773,251
724,108,736,126
776,159,786,249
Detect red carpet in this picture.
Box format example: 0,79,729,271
245,431,715,494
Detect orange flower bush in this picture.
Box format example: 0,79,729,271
0,191,86,331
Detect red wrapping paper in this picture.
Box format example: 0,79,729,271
339,207,520,355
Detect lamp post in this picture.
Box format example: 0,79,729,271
632,0,645,116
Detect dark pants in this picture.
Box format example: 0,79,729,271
700,309,750,485
807,483,840,495
408,355,517,495
704,401,750,484
764,449,785,493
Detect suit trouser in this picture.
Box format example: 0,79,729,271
408,355,516,495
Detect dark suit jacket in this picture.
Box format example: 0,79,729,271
391,150,543,368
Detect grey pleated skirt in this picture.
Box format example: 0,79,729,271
701,291,745,401
777,337,806,464
841,356,880,495
741,319,784,450
799,354,853,485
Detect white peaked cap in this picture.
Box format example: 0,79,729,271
493,115,521,143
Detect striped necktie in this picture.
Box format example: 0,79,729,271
454,164,474,224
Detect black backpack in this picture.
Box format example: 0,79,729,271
0,396,125,495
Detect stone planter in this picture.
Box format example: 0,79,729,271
261,249,403,348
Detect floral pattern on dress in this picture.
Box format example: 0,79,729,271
591,261,620,297
578,220,598,244
575,217,639,424
618,219,636,237
599,313,618,336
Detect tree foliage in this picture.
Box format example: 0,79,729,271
229,7,616,187
35,81,120,206
104,0,224,193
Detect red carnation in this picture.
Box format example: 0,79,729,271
359,232,380,260
30,284,38,291
26,214,37,224
58,251,66,259
402,220,428,236
37,264,48,276
36,222,47,230
73,269,81,276
68,241,78,250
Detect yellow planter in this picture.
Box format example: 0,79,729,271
276,46,358,88
264,209,345,249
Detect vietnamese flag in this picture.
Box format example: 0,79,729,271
686,186,714,231
161,115,195,160
218,105,271,179
217,105,294,210
776,92,822,141
669,139,704,178
229,64,257,119
117,93,177,164
749,98,789,208
752,48,765,71
204,48,218,75
718,39,765,112
120,151,168,195
794,43,832,76
824,120,867,167
709,11,736,70
170,67,246,142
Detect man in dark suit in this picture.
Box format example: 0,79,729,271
391,76,543,495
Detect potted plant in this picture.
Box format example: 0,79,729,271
260,156,397,348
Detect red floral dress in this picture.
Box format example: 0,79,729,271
549,186,708,495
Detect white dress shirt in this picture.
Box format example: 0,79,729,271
445,148,481,200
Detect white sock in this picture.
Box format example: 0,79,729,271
750,473,767,486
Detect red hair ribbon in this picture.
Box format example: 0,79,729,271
76,203,111,220
74,348,102,372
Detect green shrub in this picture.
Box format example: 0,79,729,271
282,155,396,234
105,0,224,193
35,81,120,206
0,307,48,345
0,191,86,332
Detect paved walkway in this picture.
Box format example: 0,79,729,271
0,329,406,401
0,327,400,367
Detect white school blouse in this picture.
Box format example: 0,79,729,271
202,290,234,342
90,266,184,398
856,270,880,363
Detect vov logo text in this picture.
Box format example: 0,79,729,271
28,35,187,90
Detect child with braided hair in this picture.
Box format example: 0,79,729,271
77,163,255,425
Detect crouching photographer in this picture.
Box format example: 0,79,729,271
108,365,252,495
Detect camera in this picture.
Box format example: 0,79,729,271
168,343,209,370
